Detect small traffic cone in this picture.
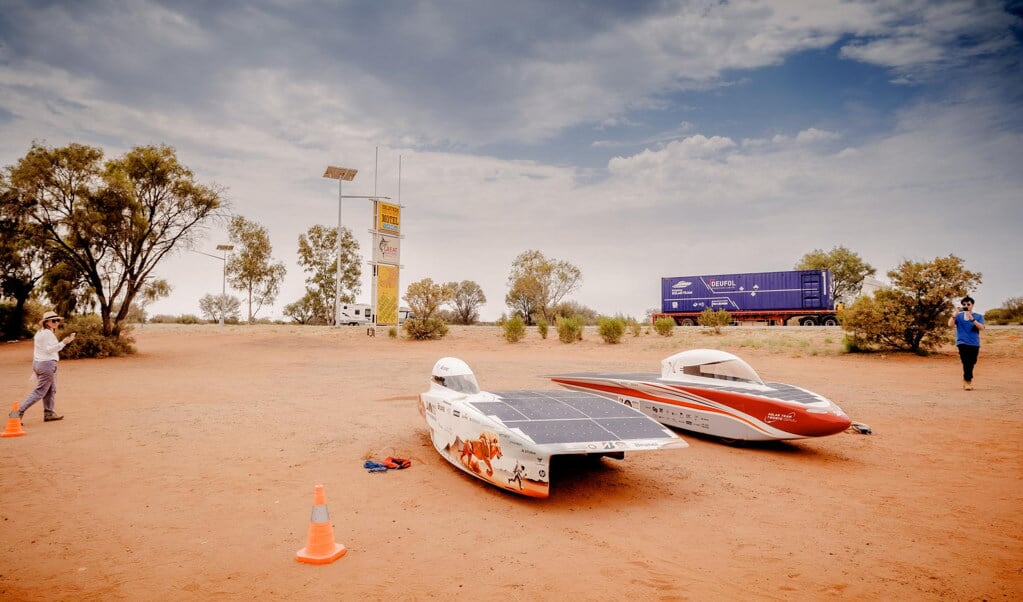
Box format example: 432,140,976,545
296,485,346,564
1,403,26,438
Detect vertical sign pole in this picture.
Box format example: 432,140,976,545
334,178,343,327
371,199,379,328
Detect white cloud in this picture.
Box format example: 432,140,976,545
838,0,1020,80
841,36,945,68
795,128,841,143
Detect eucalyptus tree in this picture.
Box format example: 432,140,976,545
225,215,286,323
447,280,487,325
6,143,222,337
294,224,361,325
0,172,46,337
505,250,582,325
199,293,241,323
796,245,876,305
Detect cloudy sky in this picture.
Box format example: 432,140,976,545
2,0,1021,321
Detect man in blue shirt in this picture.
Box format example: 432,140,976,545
948,296,986,390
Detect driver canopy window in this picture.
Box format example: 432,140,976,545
433,374,481,394
684,360,762,384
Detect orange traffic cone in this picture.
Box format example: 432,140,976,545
296,484,346,564
1,402,26,438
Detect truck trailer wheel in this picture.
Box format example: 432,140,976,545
821,316,839,327
799,317,818,326
678,318,696,327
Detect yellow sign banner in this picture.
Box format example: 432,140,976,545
376,264,399,325
377,201,401,235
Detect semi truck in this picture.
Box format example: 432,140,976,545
651,269,839,326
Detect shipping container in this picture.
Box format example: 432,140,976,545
655,270,838,326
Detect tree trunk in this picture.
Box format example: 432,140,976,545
100,304,114,337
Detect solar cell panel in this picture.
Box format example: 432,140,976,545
469,391,675,444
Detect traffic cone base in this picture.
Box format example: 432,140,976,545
296,485,346,565
296,537,347,564
2,403,26,438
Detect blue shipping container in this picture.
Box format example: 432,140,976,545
661,270,832,313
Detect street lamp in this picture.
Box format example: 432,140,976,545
215,244,234,325
322,165,358,327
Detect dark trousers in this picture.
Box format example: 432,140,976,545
957,344,980,382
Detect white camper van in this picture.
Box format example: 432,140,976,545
338,303,373,326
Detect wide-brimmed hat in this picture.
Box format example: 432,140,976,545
40,311,64,325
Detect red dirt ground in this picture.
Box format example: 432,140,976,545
1,324,1021,601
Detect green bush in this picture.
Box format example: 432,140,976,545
503,315,526,342
388,327,398,338
150,314,202,324
597,315,626,344
403,317,448,340
985,297,1022,325
983,305,1022,325
698,308,732,334
841,288,947,352
536,318,548,340
626,317,642,337
59,315,136,359
556,315,585,343
653,317,675,337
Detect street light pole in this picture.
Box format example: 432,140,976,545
335,178,343,327
216,244,234,325
322,166,358,327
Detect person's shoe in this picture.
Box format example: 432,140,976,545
965,381,973,391
44,411,64,422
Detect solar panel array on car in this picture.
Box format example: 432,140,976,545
470,390,675,445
